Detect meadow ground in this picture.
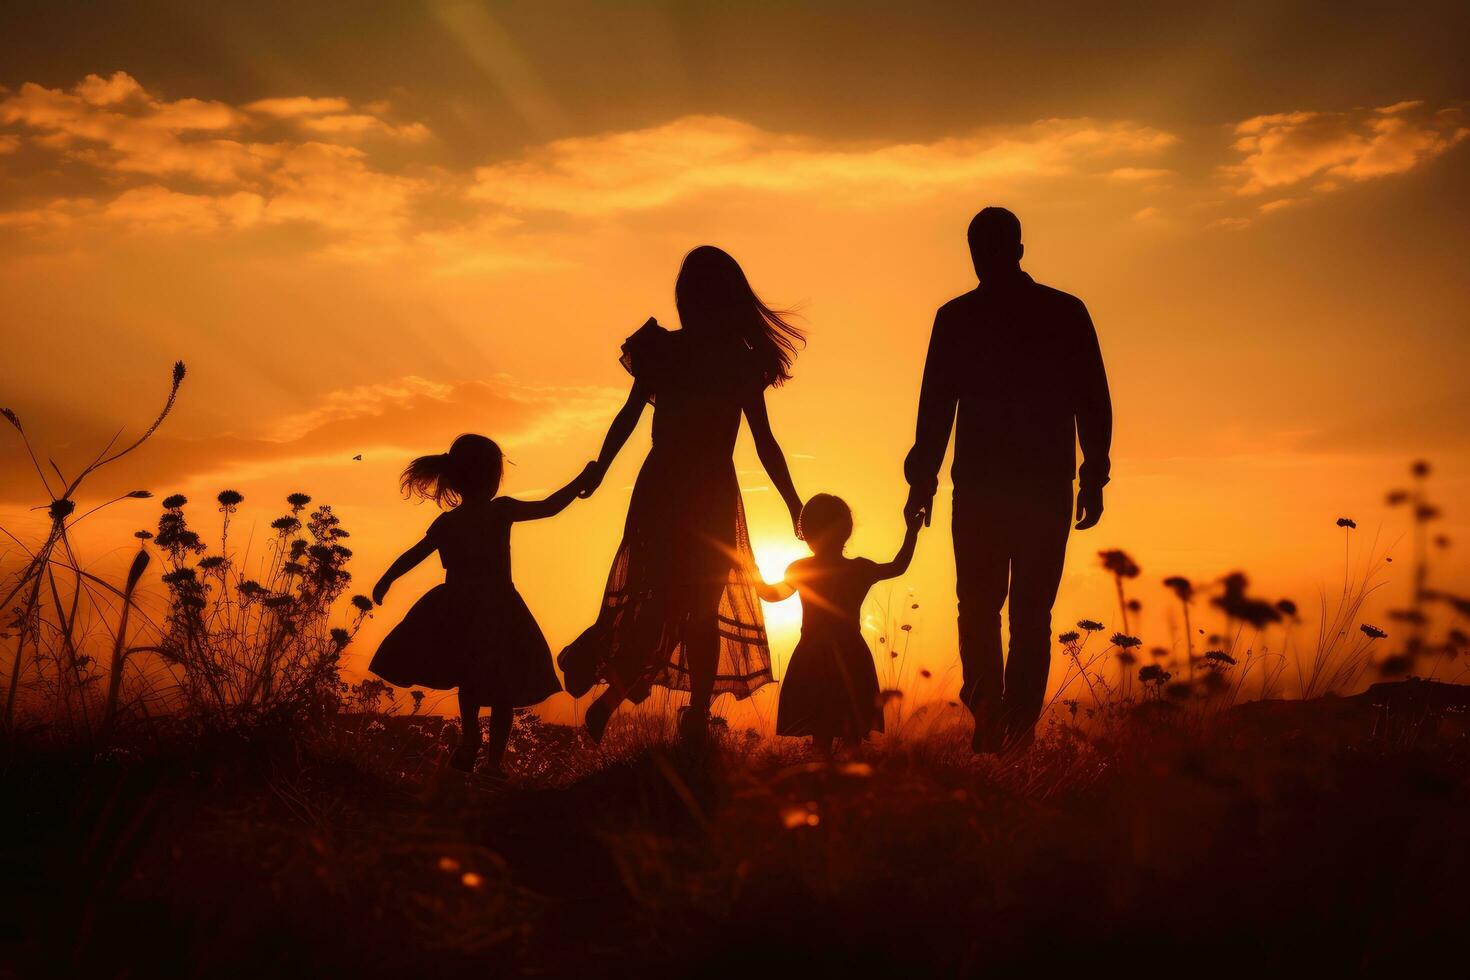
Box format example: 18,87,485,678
3,682,1468,979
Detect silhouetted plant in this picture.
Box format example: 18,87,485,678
1098,550,1140,634
1,361,183,734
151,492,373,729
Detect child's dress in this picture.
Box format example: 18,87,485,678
369,498,561,706
777,557,885,740
559,322,774,703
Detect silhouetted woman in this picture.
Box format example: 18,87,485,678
562,246,805,743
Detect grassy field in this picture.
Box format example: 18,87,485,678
3,682,1468,978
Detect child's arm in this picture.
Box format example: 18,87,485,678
372,535,437,605
869,511,924,581
497,463,599,523
755,561,799,603
755,578,796,603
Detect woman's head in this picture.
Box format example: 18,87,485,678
674,245,805,387
400,434,504,508
799,493,854,553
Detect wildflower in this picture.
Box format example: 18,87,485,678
126,490,152,499
1360,624,1387,639
1336,517,1356,529
1139,664,1171,685
1386,490,1409,505
1077,619,1104,632
1163,576,1193,601
900,624,913,632
216,489,243,510
1415,504,1441,522
351,594,374,613
238,580,264,596
286,492,312,509
1204,650,1237,667
1213,572,1281,629
890,650,899,659
48,499,75,521
1435,535,1451,549
134,530,153,540
199,556,227,570
1117,651,1137,666
1150,646,1168,659
1411,460,1430,478
1276,598,1298,618
1099,549,1140,578
0,407,19,430
1111,633,1142,649
1058,630,1080,645
271,516,301,533
162,494,187,510
331,628,351,649
911,603,919,609
161,568,197,585
919,668,932,679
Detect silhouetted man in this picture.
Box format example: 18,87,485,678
904,207,1111,752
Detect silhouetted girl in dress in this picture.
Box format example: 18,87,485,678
760,494,922,754
370,434,591,774
562,245,805,743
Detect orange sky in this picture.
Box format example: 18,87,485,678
3,2,1467,728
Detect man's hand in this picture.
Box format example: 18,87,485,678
372,577,391,606
1074,485,1104,531
904,487,934,528
576,460,605,499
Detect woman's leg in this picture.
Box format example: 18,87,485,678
684,579,726,721
484,701,514,773
452,688,482,771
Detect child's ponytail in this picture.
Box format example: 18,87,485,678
400,434,504,508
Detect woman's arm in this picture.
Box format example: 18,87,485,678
869,512,923,581
744,388,803,536
579,381,650,498
500,463,599,522
372,535,437,605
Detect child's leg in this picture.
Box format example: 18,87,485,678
451,688,482,771
484,701,514,773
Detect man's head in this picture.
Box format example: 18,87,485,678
967,207,1023,281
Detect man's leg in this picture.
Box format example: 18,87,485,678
1001,482,1074,747
953,496,1010,752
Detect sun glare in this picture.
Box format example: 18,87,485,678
752,534,810,640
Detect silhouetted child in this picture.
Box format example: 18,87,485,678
370,434,592,776
760,494,922,754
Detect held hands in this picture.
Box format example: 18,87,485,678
788,498,804,540
575,460,605,499
903,487,934,528
1074,485,1104,531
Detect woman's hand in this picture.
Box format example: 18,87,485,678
372,577,391,606
789,499,804,540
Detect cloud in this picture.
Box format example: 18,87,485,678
245,96,352,118
0,73,429,247
1225,101,1468,196
0,375,623,502
0,134,20,154
469,114,1178,214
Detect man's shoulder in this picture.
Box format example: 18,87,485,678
1027,279,1089,315
936,288,983,320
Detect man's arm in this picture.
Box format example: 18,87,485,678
1073,299,1112,530
902,308,958,526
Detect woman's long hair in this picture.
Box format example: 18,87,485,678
674,245,805,387
400,433,504,508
